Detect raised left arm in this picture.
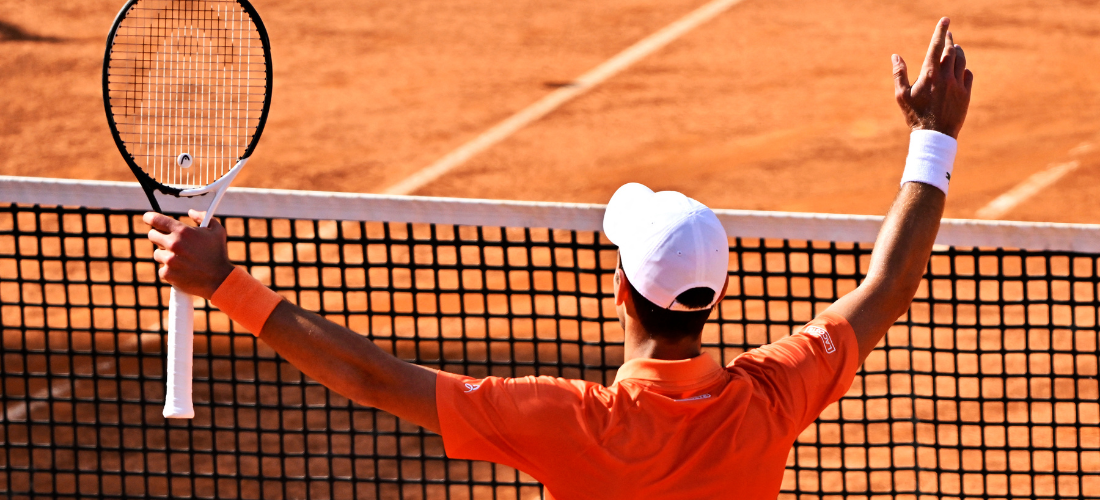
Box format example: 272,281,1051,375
825,17,974,362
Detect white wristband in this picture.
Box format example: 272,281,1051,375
900,129,957,195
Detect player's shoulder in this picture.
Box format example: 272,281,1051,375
792,311,854,355
727,311,856,369
440,371,608,401
718,313,858,422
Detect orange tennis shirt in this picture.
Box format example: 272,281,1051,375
435,311,859,499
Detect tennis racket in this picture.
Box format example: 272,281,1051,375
103,0,273,419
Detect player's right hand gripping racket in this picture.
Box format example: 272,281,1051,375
103,0,273,418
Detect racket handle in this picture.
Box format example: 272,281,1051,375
163,286,196,419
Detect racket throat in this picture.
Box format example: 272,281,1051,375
137,176,164,213
178,157,249,226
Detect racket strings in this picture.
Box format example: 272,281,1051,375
106,0,267,189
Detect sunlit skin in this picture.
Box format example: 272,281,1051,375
143,17,971,439
614,265,730,362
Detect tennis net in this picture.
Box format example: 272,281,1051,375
2,175,1098,499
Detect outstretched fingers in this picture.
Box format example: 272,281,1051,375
893,54,911,103
922,17,950,78
894,17,973,139
953,44,967,83
940,31,957,81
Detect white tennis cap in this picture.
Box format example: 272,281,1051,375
603,183,729,311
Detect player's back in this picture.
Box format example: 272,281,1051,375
435,313,859,500
546,361,801,500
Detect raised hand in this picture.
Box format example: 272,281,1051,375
145,210,235,299
893,17,974,139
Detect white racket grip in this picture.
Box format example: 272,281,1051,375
163,286,196,419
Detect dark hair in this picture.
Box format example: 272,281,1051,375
618,260,717,340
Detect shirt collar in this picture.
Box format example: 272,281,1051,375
613,353,724,385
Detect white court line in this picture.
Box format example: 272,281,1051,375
1,331,160,423
383,0,748,195
975,140,1095,220
1069,142,1095,156
975,160,1082,219
1,377,76,423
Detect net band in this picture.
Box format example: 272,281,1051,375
5,175,1100,251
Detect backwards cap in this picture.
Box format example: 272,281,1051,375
603,183,729,311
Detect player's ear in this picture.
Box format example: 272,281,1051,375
614,267,632,307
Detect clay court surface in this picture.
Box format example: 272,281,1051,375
2,0,1100,221
3,0,1100,498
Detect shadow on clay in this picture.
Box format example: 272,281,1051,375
0,19,65,43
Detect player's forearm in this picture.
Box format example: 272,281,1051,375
836,181,944,359
258,301,441,432
863,181,944,311
257,301,389,404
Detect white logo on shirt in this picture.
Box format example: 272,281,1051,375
463,383,482,394
804,325,836,354
673,394,712,402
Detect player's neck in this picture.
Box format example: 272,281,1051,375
623,324,703,362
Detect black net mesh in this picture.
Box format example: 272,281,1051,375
1,202,1098,499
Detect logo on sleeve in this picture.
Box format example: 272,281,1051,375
804,325,836,354
463,383,482,394
673,394,712,402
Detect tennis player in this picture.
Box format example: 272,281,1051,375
145,17,973,499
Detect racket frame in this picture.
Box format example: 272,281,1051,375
102,0,273,419
102,0,273,211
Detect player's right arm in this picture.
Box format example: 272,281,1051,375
259,300,441,432
826,17,974,363
144,210,441,433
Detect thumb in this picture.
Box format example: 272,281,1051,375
188,209,207,225
892,54,911,102
207,214,226,235
189,209,226,233
189,209,225,231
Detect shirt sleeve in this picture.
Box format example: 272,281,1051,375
729,311,860,429
435,370,602,478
